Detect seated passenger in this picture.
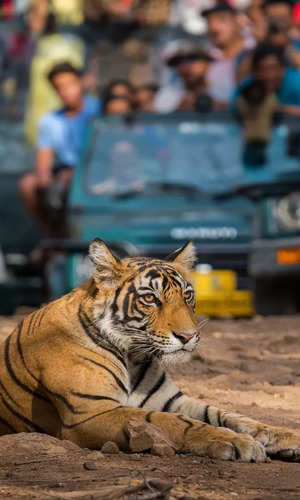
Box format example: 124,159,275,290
102,79,134,102
155,43,214,113
134,83,158,112
234,43,300,116
103,95,133,115
19,62,100,237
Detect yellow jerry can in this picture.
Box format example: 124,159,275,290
191,269,254,318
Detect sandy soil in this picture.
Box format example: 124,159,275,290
0,313,299,499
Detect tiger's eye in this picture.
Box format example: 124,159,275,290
144,294,155,303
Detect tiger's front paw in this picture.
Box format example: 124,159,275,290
266,430,300,462
206,432,267,463
187,428,267,462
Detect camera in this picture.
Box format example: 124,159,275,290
195,93,213,113
240,80,267,106
268,20,282,36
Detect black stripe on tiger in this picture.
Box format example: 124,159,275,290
162,391,183,412
122,285,133,321
78,305,102,347
0,415,16,433
145,411,155,423
78,305,127,370
131,360,152,393
111,285,123,315
16,325,85,415
77,355,129,395
203,405,211,424
28,308,44,337
0,394,46,434
177,414,193,436
71,391,119,403
100,344,127,370
0,378,21,408
217,410,222,427
120,283,146,324
139,372,166,408
35,307,48,329
233,445,241,460
26,311,36,336
4,335,48,403
62,406,123,429
88,279,98,298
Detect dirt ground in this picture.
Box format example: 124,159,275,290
0,313,300,499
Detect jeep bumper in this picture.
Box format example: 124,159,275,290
249,236,300,278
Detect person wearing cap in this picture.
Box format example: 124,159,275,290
202,1,255,106
154,43,214,112
262,0,300,70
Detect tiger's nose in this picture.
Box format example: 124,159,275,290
173,332,196,345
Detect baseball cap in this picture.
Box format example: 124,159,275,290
202,1,236,18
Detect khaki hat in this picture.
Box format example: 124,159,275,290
166,43,214,67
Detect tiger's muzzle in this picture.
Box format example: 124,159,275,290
172,331,198,345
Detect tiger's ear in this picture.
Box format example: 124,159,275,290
167,241,196,270
89,238,123,287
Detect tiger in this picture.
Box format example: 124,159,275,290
0,238,299,462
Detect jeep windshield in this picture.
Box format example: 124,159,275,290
86,113,300,198
86,114,244,197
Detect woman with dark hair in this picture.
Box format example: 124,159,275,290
102,79,134,101
103,94,133,115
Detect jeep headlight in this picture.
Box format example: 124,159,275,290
277,192,300,231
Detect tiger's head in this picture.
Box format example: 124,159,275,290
89,239,200,365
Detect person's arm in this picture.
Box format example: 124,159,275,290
236,52,252,83
35,115,55,188
286,46,300,72
278,104,300,117
35,148,54,188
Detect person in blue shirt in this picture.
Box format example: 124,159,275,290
234,43,300,115
19,62,100,237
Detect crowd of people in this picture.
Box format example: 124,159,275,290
1,0,300,236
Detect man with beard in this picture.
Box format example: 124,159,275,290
155,43,214,112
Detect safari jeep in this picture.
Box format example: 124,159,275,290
45,113,255,317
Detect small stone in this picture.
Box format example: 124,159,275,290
128,454,142,461
87,450,104,460
151,442,175,457
83,461,98,470
125,418,177,454
52,482,64,488
101,441,120,454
